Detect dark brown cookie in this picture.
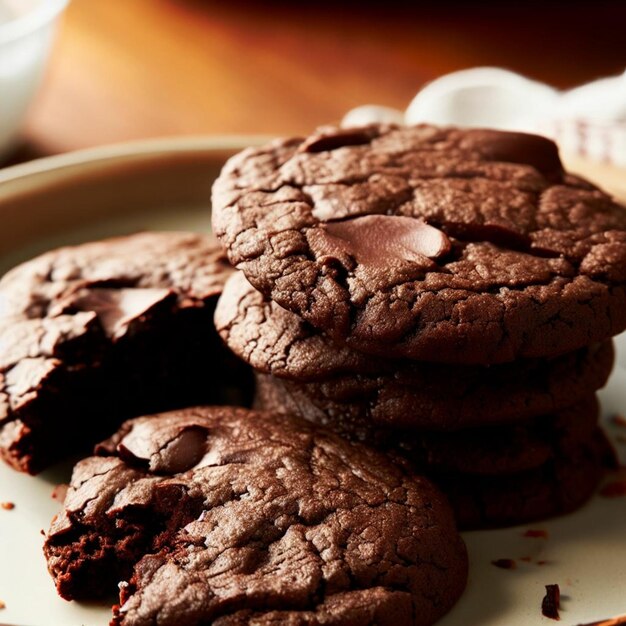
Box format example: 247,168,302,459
256,377,613,527
44,406,468,626
0,232,252,473
212,124,626,363
255,374,600,475
439,428,616,529
218,272,614,429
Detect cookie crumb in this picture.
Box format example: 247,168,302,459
1,502,15,510
542,584,560,620
491,558,517,569
599,480,626,498
611,415,626,428
51,484,68,502
524,528,549,539
0,600,5,609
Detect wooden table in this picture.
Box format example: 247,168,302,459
11,0,626,162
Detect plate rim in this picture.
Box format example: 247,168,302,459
0,134,271,196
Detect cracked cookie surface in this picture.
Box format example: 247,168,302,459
0,232,250,473
212,124,626,363
217,272,614,429
44,406,468,626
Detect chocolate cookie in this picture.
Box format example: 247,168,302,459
255,375,600,476
256,378,612,527
217,272,614,429
0,232,252,473
439,428,615,529
212,124,626,363
45,406,468,626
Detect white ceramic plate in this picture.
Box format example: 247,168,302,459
0,138,625,626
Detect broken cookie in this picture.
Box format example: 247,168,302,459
45,406,468,626
0,232,251,473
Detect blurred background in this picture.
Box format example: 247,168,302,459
6,0,626,164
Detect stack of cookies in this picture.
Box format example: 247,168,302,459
212,123,626,528
3,122,626,625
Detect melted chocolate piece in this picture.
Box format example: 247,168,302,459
300,126,378,153
117,421,209,475
308,215,451,270
462,129,564,181
62,287,174,339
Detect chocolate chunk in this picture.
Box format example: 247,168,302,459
541,584,561,620
60,287,175,339
308,215,451,271
461,129,564,181
299,125,379,153
116,421,209,475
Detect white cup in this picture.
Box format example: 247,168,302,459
0,0,69,160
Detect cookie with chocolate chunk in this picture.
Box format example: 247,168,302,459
0,232,251,473
44,406,468,626
217,272,614,430
212,124,626,363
